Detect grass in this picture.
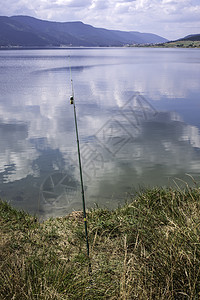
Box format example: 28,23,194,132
155,40,200,48
1,183,200,299
129,40,200,48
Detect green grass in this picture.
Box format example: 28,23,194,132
155,40,200,48
1,183,200,299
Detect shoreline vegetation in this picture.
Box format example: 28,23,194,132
150,40,200,48
1,40,200,50
1,183,200,299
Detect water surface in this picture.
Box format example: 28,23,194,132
0,48,200,219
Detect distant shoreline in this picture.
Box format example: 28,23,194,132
1,44,200,50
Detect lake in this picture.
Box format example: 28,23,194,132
0,47,200,219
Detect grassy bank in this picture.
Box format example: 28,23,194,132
1,184,200,299
155,40,200,48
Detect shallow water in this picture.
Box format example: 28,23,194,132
0,48,200,219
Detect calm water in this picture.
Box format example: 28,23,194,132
0,48,200,219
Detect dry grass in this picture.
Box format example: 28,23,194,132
1,182,200,299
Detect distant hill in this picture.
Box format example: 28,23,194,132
179,34,200,42
153,33,200,48
0,15,168,47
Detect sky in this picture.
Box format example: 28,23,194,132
0,0,200,40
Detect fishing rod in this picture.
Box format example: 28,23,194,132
68,57,91,270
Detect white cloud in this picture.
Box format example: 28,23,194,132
57,0,92,8
90,1,108,10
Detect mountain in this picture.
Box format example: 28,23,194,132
179,34,200,41
0,15,168,47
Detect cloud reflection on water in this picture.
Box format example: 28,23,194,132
0,49,200,217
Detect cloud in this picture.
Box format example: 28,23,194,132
0,0,200,39
57,0,92,8
90,1,109,10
